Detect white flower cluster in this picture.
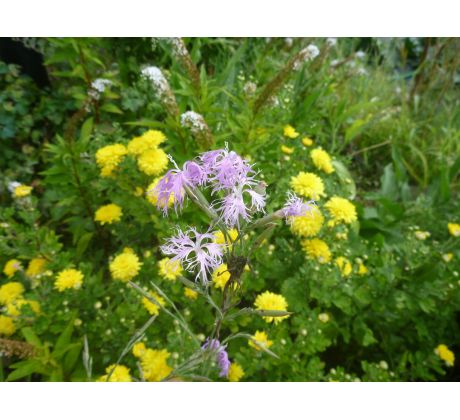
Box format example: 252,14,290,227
243,81,257,96
180,111,206,133
141,66,170,95
89,78,112,100
167,38,188,57
7,181,21,193
294,44,320,70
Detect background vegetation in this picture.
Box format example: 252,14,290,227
1,37,459,381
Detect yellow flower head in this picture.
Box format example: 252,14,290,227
110,249,142,282
442,253,453,263
415,230,430,241
290,207,324,237
281,145,294,155
54,269,84,292
95,144,127,177
142,291,166,316
212,264,233,291
0,315,16,336
318,313,330,323
137,148,168,176
136,348,172,382
290,172,325,200
447,223,460,237
3,259,22,278
302,137,314,147
26,258,47,278
228,362,245,382
94,203,123,225
127,130,166,155
435,344,455,367
184,287,198,300
6,299,41,317
301,238,331,263
146,178,174,207
158,257,183,281
14,185,33,197
284,125,299,139
335,257,352,277
132,342,147,358
214,229,239,249
357,262,368,276
310,148,334,174
0,282,24,305
325,196,357,226
249,330,273,351
254,291,289,324
99,364,132,382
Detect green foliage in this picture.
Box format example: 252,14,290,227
0,37,459,382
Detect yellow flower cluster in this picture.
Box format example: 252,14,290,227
109,248,142,282
302,137,314,147
212,263,232,290
26,258,47,278
137,149,169,176
290,172,325,200
6,299,40,317
54,268,84,292
415,230,430,241
290,207,324,237
95,144,128,177
184,287,198,300
435,344,455,366
127,130,165,155
254,291,289,324
281,145,294,155
0,282,25,305
448,223,460,237
3,259,22,278
0,315,16,336
0,281,40,331
98,364,132,382
335,257,352,277
318,313,330,323
249,330,273,351
310,147,334,174
214,229,239,249
301,238,331,263
325,196,357,226
142,291,166,316
94,203,123,225
283,125,299,139
128,130,168,176
132,342,172,381
228,362,245,382
14,184,33,198
158,257,183,281
357,262,368,275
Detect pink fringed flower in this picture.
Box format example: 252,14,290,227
160,227,223,284
201,338,231,378
200,148,255,192
217,184,266,228
280,192,315,222
153,160,208,215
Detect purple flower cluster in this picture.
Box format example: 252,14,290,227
202,338,231,378
160,227,223,284
156,148,313,283
153,147,265,227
